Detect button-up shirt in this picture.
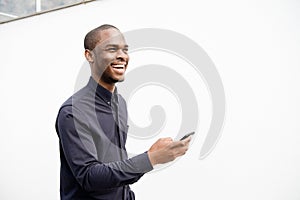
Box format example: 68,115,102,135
55,77,153,200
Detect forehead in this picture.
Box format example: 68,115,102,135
96,28,127,47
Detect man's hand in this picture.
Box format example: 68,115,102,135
147,136,191,166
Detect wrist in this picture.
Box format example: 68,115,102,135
147,151,158,166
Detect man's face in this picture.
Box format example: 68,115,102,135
91,28,129,84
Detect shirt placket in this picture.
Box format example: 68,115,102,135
111,94,128,200
111,94,124,158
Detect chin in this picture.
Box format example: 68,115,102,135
118,78,125,82
110,76,125,83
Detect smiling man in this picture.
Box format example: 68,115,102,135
84,25,129,92
55,24,191,200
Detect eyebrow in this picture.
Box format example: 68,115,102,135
105,44,129,48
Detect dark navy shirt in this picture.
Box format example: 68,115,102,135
55,77,153,200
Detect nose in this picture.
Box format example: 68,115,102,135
116,49,128,61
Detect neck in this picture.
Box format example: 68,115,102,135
92,75,115,93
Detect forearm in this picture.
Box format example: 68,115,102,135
83,152,153,191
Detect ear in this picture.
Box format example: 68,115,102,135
85,49,94,63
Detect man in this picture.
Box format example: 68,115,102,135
55,24,191,200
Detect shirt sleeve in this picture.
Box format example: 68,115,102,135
56,105,153,192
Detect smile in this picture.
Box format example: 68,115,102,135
112,64,125,69
111,63,126,74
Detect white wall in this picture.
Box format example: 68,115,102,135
0,0,300,199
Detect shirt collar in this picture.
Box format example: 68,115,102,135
87,77,119,104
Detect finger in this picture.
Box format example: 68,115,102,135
182,136,192,143
174,147,188,157
171,141,190,153
170,141,186,149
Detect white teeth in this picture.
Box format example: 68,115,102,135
112,64,125,68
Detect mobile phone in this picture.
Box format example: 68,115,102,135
180,131,195,141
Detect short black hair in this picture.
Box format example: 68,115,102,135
84,24,119,50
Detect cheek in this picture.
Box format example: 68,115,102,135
95,54,112,69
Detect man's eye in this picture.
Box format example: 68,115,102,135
123,48,129,53
107,48,117,52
